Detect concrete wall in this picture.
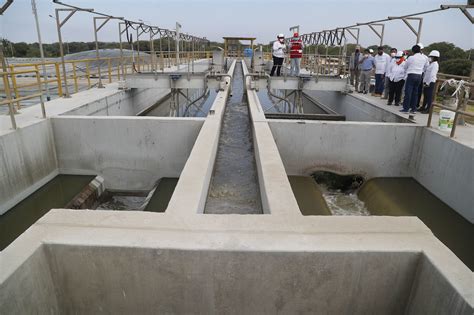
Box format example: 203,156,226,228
51,116,203,191
307,91,411,123
0,120,58,215
269,120,419,178
166,60,236,215
0,212,472,314
411,128,474,223
45,246,419,314
0,247,59,313
63,88,170,117
243,61,301,216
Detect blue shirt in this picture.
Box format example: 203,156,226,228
360,55,375,71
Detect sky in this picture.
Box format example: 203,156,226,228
0,0,472,50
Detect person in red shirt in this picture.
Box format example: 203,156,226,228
289,32,304,76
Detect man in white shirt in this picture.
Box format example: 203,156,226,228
416,43,430,108
382,48,398,99
373,46,391,96
400,45,429,113
270,34,286,76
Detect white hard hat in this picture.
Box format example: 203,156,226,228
277,33,285,38
417,42,424,49
396,51,404,57
428,50,440,58
369,48,374,53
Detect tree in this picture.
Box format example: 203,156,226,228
424,42,466,62
439,59,472,77
12,42,29,57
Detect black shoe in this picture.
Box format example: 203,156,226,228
357,90,363,93
394,103,400,106
387,102,393,106
363,91,368,94
399,109,409,113
409,110,416,114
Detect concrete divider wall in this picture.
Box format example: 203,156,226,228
411,128,474,223
242,62,301,215
0,212,472,313
62,88,170,117
51,116,204,191
166,60,237,215
268,120,420,178
0,120,58,215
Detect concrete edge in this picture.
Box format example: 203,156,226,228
165,59,237,216
242,61,301,216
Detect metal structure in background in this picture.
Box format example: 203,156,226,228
0,0,13,15
52,0,209,96
94,16,123,88
55,6,94,98
365,23,385,46
31,0,50,101
297,4,473,50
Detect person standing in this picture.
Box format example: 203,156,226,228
387,51,406,106
270,34,286,77
358,48,375,94
415,43,430,108
289,32,304,76
400,45,429,113
373,46,391,96
349,45,362,90
419,50,440,113
382,48,397,99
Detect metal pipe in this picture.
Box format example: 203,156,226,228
31,0,51,101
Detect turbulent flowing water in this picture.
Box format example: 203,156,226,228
318,184,370,216
205,62,262,214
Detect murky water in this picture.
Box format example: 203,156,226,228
145,89,216,117
359,177,474,271
144,178,178,212
288,176,330,215
205,62,262,214
0,175,94,251
291,173,473,270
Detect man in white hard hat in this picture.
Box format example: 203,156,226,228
419,50,440,113
270,34,286,76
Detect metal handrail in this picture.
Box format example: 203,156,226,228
0,69,45,129
1,51,214,108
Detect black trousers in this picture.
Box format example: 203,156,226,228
388,79,404,105
420,82,435,111
271,56,284,76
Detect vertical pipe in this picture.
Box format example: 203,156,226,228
9,65,20,109
35,70,46,118
119,23,124,79
55,9,70,97
136,28,140,72
72,61,78,92
94,18,104,88
2,72,16,129
31,0,50,101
